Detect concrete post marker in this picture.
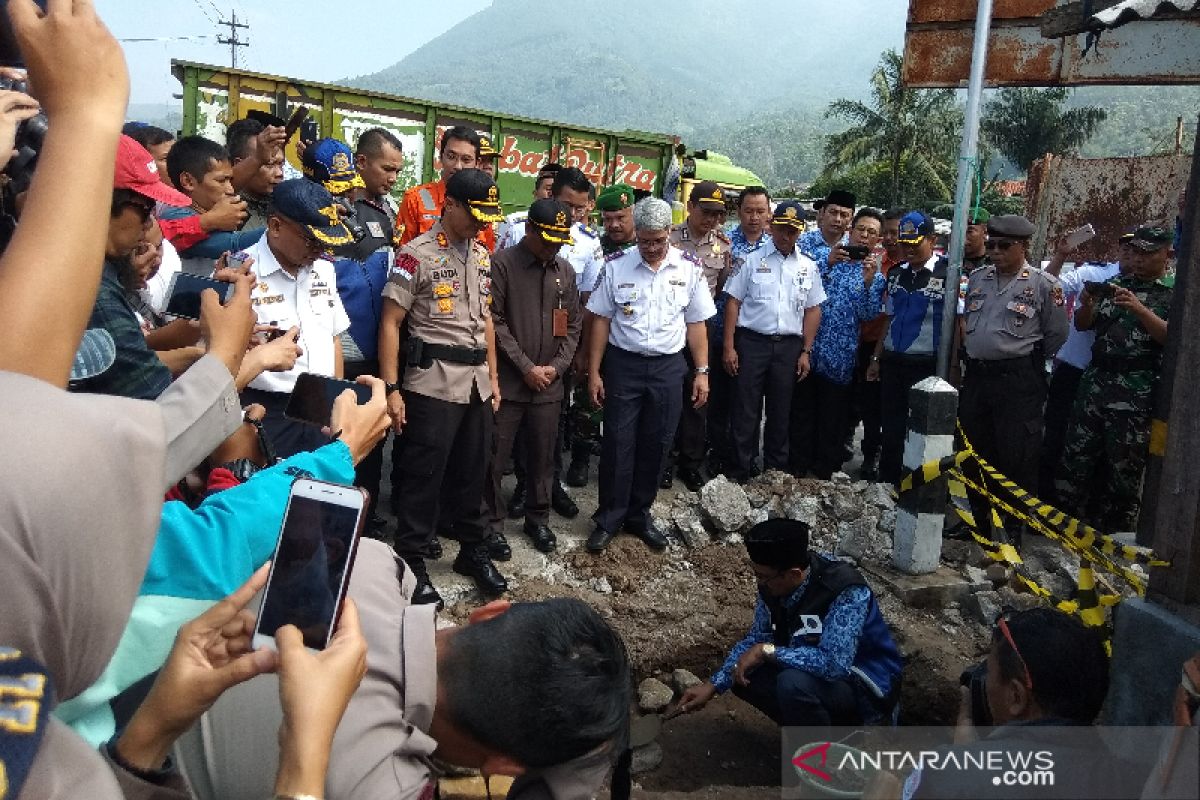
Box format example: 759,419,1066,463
893,376,959,575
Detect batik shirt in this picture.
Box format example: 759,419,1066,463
798,228,846,269
711,567,871,693
813,260,886,385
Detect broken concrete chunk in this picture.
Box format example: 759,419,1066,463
637,677,674,713
672,668,703,693
631,742,664,774
699,475,753,533
968,590,1003,624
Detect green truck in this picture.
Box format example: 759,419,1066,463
172,61,765,216
173,60,683,215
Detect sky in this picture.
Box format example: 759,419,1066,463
97,0,492,107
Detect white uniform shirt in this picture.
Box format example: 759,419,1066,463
586,245,716,356
724,244,827,336
242,235,351,393
1054,261,1121,370
498,219,604,292
142,238,183,315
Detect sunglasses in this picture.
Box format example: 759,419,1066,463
994,609,1033,690
986,240,1017,251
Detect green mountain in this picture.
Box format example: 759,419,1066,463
346,0,1198,189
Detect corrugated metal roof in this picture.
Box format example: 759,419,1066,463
1091,0,1200,28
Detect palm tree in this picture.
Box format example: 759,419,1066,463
823,49,962,206
981,88,1107,173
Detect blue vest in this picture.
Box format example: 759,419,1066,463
332,251,388,361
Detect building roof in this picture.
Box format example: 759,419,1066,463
1091,0,1200,29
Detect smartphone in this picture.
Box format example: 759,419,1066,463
1064,223,1096,250
844,244,870,260
252,478,366,652
299,119,318,145
283,107,309,141
165,273,236,320
285,372,373,428
1084,280,1116,299
226,251,252,272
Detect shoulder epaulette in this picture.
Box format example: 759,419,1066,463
577,225,598,239
714,230,731,244
605,247,628,262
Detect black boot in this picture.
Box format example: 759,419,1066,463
452,545,508,596
406,558,443,610
484,531,512,561
565,443,590,487
552,481,579,518
507,480,526,520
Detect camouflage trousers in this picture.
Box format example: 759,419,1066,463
1055,398,1150,534
564,375,603,462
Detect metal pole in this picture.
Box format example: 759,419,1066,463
937,0,993,378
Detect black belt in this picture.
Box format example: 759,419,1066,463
408,336,487,367
606,343,683,360
965,355,1039,377
739,328,801,343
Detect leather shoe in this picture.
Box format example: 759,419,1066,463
586,525,615,553
551,482,579,518
628,521,669,551
564,457,589,487
484,531,512,561
679,465,711,492
406,558,444,610
507,481,526,520
523,521,557,553
659,465,675,490
453,546,508,596
427,537,443,560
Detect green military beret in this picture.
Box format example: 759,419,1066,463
596,183,635,212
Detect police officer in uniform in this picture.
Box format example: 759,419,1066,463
961,214,1068,498
586,197,716,553
723,200,826,481
664,180,732,490
1056,224,1173,532
378,168,508,607
563,182,638,488
240,179,354,458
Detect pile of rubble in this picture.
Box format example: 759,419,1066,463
650,470,897,566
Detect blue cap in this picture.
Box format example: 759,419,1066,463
270,178,353,246
301,138,365,195
897,211,934,244
772,199,807,229
70,329,116,382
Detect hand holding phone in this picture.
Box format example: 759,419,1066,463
285,372,374,428
1083,280,1115,300
166,273,237,320
253,479,367,652
1064,223,1096,251
844,244,871,261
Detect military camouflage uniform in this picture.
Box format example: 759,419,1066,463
1056,273,1174,532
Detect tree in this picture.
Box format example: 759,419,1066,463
980,88,1107,174
821,49,962,207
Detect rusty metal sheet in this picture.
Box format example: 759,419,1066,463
908,0,1055,24
904,0,1200,86
1025,153,1191,263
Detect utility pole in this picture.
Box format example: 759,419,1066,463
216,9,249,69
936,0,993,378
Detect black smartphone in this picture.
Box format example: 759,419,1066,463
283,107,309,141
285,372,373,428
165,273,236,320
844,245,870,260
252,478,366,651
1084,280,1116,299
299,119,318,145
0,0,48,68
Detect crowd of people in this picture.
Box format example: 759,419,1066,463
0,2,1190,798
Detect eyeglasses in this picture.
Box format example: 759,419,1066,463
852,225,882,237
441,151,477,167
994,610,1033,690
986,239,1017,251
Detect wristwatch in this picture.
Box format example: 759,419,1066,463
762,643,777,659
694,366,711,375
800,347,812,356
385,381,401,395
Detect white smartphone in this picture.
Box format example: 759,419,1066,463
1064,223,1096,250
252,478,367,652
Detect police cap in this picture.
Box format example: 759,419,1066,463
527,198,573,245
772,199,807,229
271,178,353,246
986,214,1036,239
446,168,504,223
690,180,726,210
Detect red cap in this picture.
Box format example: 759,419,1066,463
114,135,190,207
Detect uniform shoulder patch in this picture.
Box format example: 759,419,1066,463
605,248,627,263
577,225,598,239
393,251,420,280
714,230,731,244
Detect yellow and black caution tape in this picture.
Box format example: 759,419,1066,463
897,449,974,495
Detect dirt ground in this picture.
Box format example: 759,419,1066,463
378,442,990,794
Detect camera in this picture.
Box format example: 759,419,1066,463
335,197,367,244
959,660,992,726
0,76,48,193
844,244,871,261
